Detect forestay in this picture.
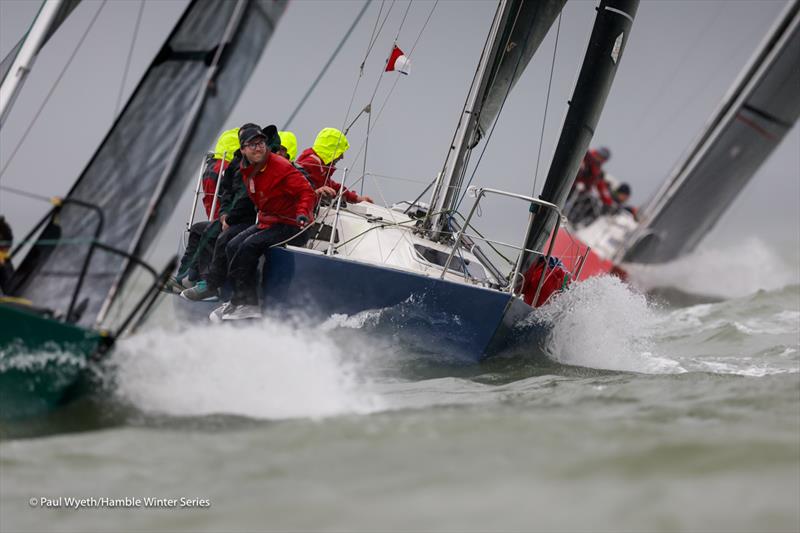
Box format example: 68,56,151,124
427,0,566,235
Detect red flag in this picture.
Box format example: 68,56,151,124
385,45,410,75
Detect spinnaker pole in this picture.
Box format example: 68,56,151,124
517,0,638,279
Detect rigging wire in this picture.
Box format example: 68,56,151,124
361,0,387,68
0,184,52,203
530,11,562,197
113,0,145,119
282,0,372,129
346,0,438,165
0,0,108,182
452,1,538,212
339,1,395,128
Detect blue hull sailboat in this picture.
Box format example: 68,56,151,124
174,0,641,363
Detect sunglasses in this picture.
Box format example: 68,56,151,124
242,138,266,150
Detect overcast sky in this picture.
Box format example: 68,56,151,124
1,0,797,267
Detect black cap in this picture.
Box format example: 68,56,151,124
238,123,265,145
262,124,281,152
616,183,631,196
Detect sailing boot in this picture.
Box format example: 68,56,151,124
221,304,262,321
180,280,220,302
209,302,233,323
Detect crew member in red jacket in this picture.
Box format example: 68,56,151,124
521,256,571,308
295,127,372,204
574,146,612,206
213,124,316,321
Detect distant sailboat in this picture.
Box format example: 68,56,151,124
550,0,800,277
0,0,287,417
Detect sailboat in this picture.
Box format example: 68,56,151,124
172,0,640,362
549,0,800,277
0,0,287,417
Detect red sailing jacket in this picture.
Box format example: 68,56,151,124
522,259,571,308
201,159,227,219
575,150,612,206
240,152,316,230
296,148,359,203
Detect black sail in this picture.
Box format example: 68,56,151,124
11,0,287,327
519,0,639,276
620,0,800,264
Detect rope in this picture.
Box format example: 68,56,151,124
282,0,372,129
362,0,387,67
0,184,52,203
113,0,145,118
0,0,107,181
530,12,562,197
345,0,439,167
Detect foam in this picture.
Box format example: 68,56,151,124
623,237,799,298
108,318,383,420
534,276,685,374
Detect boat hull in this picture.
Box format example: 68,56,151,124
174,247,547,363
0,303,105,418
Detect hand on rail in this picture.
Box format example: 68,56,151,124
220,214,229,231
296,215,309,228
356,194,373,203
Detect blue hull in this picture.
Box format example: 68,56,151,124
174,248,548,363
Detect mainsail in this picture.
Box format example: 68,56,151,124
619,0,800,264
10,0,287,327
426,0,566,236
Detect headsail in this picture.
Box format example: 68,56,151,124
10,0,287,327
619,0,800,264
517,0,639,277
426,0,566,236
0,0,82,127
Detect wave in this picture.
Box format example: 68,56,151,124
623,237,799,299
106,318,383,420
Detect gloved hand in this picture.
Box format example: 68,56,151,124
296,215,309,227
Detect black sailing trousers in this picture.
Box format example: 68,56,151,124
227,224,299,306
204,222,251,290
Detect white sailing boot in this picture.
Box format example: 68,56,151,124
221,304,262,321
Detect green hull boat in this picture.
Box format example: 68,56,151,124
0,302,109,418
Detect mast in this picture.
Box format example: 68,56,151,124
425,0,566,239
0,0,70,128
517,0,638,277
425,0,513,238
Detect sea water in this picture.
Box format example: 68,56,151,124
1,239,798,532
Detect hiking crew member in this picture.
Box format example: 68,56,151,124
574,147,612,205
296,127,372,204
181,125,260,301
211,123,316,320
611,182,638,220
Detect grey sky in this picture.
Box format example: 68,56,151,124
1,0,797,268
